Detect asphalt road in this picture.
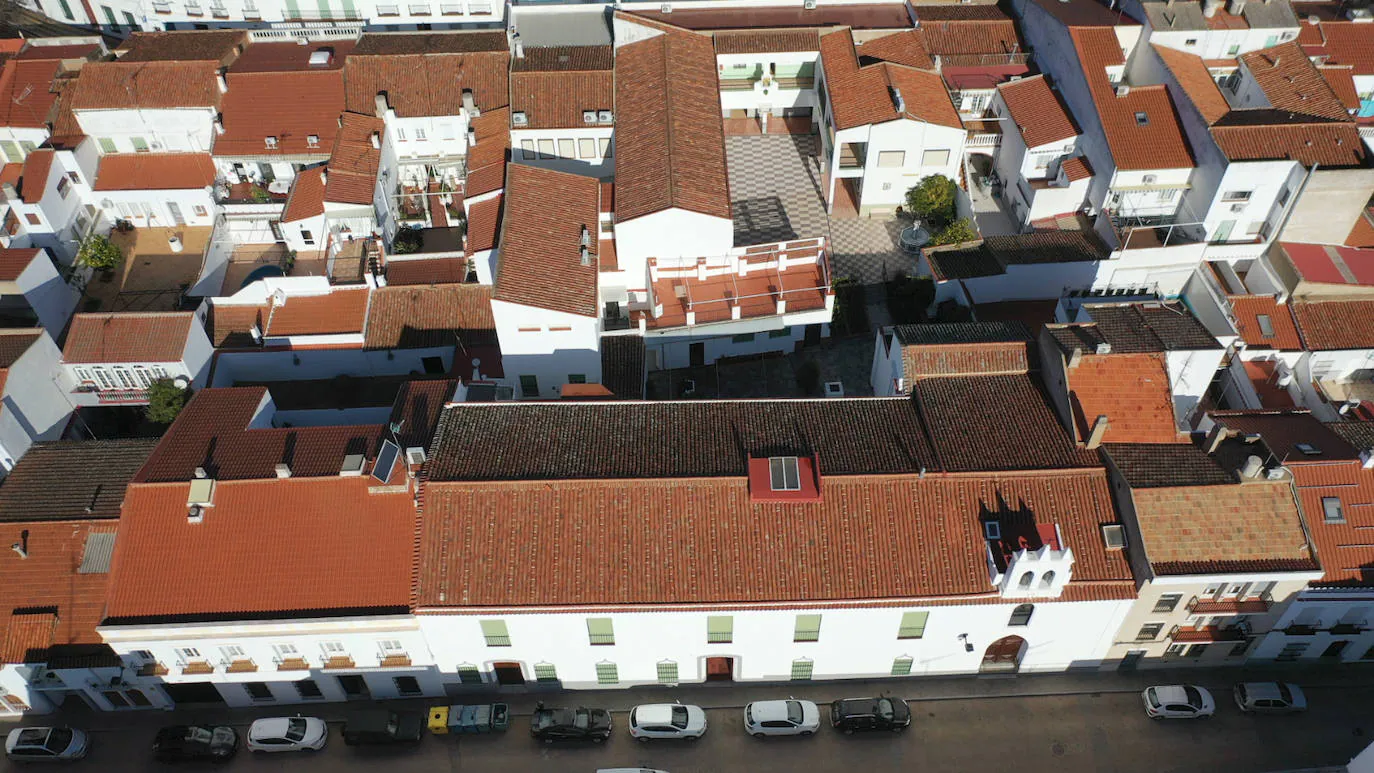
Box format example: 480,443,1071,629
4,680,1371,773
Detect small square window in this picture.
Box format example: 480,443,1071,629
595,662,618,685
393,676,421,696
984,521,1001,541
1297,443,1321,455
534,662,558,682
891,656,913,676
790,659,813,680
1152,594,1181,613
306,134,320,148
265,136,278,149
1256,314,1275,338
1184,38,1198,46
1323,496,1345,523
1134,111,1149,126
456,665,482,684
1102,524,1126,549
1136,623,1164,641
567,374,586,384
770,456,801,491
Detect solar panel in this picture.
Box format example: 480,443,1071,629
372,440,400,484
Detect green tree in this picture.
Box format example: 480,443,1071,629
145,378,188,424
930,218,978,246
904,175,959,230
77,234,123,272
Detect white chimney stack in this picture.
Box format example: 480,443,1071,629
216,69,228,93
274,463,292,479
370,131,381,150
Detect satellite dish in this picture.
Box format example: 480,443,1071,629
172,375,190,389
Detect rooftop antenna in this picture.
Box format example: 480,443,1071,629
11,529,28,559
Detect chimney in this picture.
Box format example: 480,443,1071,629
580,225,591,247
513,35,524,59
1085,415,1109,449
320,168,328,186
1067,346,1083,368
462,89,477,116
467,126,477,146
10,529,28,559
1241,454,1264,479
274,462,292,479
1094,342,1112,355
374,92,390,118
216,68,228,93
214,113,225,135
580,245,590,266
370,131,381,150
194,466,208,479
933,54,942,73
890,86,906,114
1205,423,1230,454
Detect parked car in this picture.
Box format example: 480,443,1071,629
830,697,911,733
5,727,89,762
744,700,821,737
628,704,707,741
530,704,612,744
152,725,238,762
341,710,424,746
246,717,329,753
1142,685,1216,719
1234,682,1307,714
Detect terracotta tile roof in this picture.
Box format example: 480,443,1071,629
925,230,1109,281
712,29,821,55
997,74,1079,148
912,373,1100,471
1071,27,1194,171
0,247,38,281
72,60,220,110
915,5,1011,21
204,303,264,348
1348,210,1374,249
229,39,353,73
93,153,216,191
1062,155,1093,181
0,329,41,370
494,163,601,317
383,257,467,285
16,44,101,61
1210,118,1367,167
281,166,325,223
62,312,194,363
462,108,509,198
1318,65,1361,112
115,30,246,64
0,438,159,522
428,399,938,481
1212,410,1359,464
894,321,1033,380
265,288,369,337
510,45,613,71
345,34,509,117
1303,20,1374,77
1103,442,1236,488
364,284,496,350
1064,352,1184,444
1034,0,1139,28
16,148,50,204
0,162,19,189
417,467,1131,608
1240,42,1350,121
324,112,382,205
820,28,961,131
1277,241,1374,287
0,521,117,664
214,69,344,157
1329,421,1374,452
856,29,934,70
510,69,613,130
0,59,63,129
463,192,502,253
622,4,912,31
915,13,1022,59
1131,480,1317,575
614,17,732,222
601,335,645,400
1229,295,1302,350
1292,299,1374,351
1152,43,1230,125
1078,302,1219,352
107,477,415,622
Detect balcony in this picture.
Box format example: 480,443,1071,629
838,143,866,171
1188,593,1272,614
181,660,214,675
137,662,169,677
1170,624,1248,643
89,389,149,405
1331,623,1367,635
322,655,355,670
1284,624,1318,636
274,657,310,671
379,654,412,668
602,313,632,332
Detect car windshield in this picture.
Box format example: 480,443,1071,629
573,710,589,730
745,706,754,724
671,706,689,729
185,727,213,744
286,718,307,743
44,729,73,753
876,699,894,719
1278,684,1293,703
1183,686,1204,707
1145,688,1162,708
786,701,804,725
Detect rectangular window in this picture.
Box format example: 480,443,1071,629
595,662,618,685
587,618,615,645
1152,594,1182,614
56,177,69,199
538,139,555,159
457,665,482,684
519,375,538,397
770,456,801,491
707,615,733,643
1324,497,1345,523
520,139,536,160
1230,641,1250,658
1277,642,1308,661
558,139,575,158
921,149,950,167
1256,314,1276,338
57,0,73,18
600,138,612,158
534,663,558,682
377,639,404,654
102,5,116,24
1136,623,1164,641
480,620,510,647
131,137,149,153
295,679,323,699
176,647,202,661
1222,190,1252,202
1185,644,1209,658
97,138,117,154
413,127,426,141
790,659,813,680
243,682,273,701
898,611,928,639
656,661,678,684
794,614,821,642
579,138,597,158
891,656,913,676
393,676,421,696
220,645,246,659
732,333,755,343
321,641,346,654
877,150,905,168
272,643,298,657
567,374,586,384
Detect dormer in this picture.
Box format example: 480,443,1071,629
983,519,1074,598
747,454,822,502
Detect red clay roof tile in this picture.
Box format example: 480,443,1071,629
215,69,344,158
94,153,216,191
1229,295,1302,351
0,59,63,129
997,74,1080,147
0,521,116,663
1131,481,1317,574
16,149,51,204
494,163,600,317
72,60,221,110
1152,43,1230,125
62,312,194,363
324,112,382,205
1240,42,1351,121
1065,352,1184,444
363,284,496,350
1292,299,1374,351
345,33,509,117
510,69,613,130
281,167,326,223
712,29,821,55
821,29,961,131
856,29,934,70
265,288,369,337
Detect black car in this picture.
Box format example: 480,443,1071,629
341,710,425,746
830,697,911,734
530,704,613,744
153,725,239,762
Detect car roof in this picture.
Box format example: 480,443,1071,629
250,718,294,736
633,705,681,724
9,728,54,747
749,701,793,721
1152,686,1189,703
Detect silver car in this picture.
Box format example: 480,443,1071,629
246,716,329,752
1234,682,1307,714
5,727,89,762
628,704,707,741
743,699,821,737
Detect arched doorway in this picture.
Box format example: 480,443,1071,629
981,635,1027,674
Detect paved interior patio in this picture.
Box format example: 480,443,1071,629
827,217,919,284
646,336,876,400
727,135,829,247
82,226,213,312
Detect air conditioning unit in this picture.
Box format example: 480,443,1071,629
660,2,671,11
1230,203,1246,213
405,446,427,466
1115,84,1130,97
583,110,597,124
598,110,614,124
149,140,164,150
803,0,816,8
512,112,528,126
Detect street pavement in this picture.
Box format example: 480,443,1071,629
5,663,1374,773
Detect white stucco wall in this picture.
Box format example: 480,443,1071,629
613,209,735,281
76,108,217,154
0,333,71,472
491,298,600,398
510,127,614,177
15,249,79,336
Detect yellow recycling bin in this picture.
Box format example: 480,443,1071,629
428,706,450,735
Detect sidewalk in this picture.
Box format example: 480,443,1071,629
27,661,1374,733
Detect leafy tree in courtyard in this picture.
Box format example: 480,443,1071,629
904,175,959,230
145,379,189,424
77,234,123,272
930,218,978,246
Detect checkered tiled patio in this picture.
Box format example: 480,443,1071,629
727,135,830,247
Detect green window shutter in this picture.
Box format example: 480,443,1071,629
131,137,149,152
96,138,116,155
732,332,755,343
587,618,615,645
794,614,821,642
707,615,733,643
595,662,618,685
768,327,792,338
456,665,482,684
656,661,678,684
479,619,510,647
341,0,356,16
284,0,300,17
534,663,558,682
519,375,538,397
57,0,73,19
898,611,929,639
102,5,116,24
892,656,913,676
316,0,330,18
790,659,813,680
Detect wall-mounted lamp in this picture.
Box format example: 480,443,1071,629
957,633,974,653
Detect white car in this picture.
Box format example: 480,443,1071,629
5,727,89,761
1142,685,1216,719
627,704,707,741
743,699,822,737
246,716,329,752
